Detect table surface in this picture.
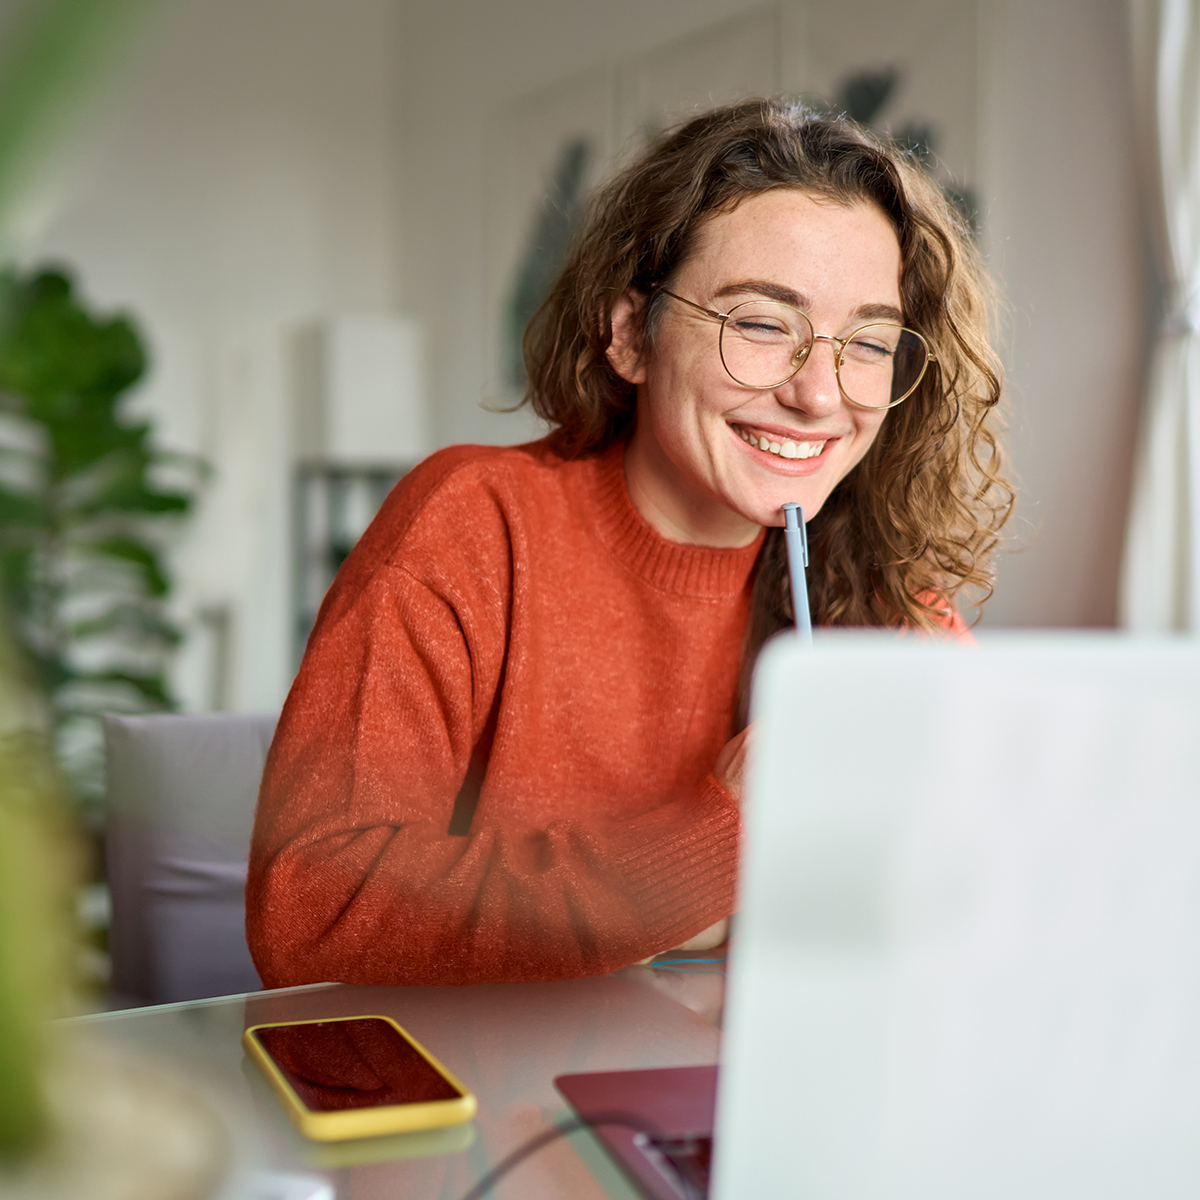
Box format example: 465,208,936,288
67,958,726,1200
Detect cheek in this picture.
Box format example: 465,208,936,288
642,345,726,434
837,412,888,477
854,411,888,454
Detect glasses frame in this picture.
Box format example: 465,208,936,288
654,288,936,411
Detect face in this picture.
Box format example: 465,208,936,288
612,189,904,547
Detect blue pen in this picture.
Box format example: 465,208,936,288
781,503,812,646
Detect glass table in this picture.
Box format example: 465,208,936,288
67,959,725,1200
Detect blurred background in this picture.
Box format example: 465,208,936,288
0,0,1145,718
0,0,1152,978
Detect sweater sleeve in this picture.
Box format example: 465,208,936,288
246,555,741,988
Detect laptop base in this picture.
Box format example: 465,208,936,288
555,1064,717,1200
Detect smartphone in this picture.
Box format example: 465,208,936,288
242,1015,477,1142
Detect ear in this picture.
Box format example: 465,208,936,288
606,290,648,385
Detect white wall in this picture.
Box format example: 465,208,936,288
977,0,1145,626
15,0,404,711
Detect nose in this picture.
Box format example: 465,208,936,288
774,334,843,418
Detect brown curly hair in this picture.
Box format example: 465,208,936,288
523,98,1012,708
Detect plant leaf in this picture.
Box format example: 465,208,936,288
71,535,170,595
66,603,181,645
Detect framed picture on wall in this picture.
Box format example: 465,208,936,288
484,67,618,412
801,0,979,219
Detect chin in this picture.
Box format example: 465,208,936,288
738,491,830,528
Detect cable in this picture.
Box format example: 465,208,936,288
454,1109,705,1200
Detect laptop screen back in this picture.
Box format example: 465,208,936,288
714,634,1200,1200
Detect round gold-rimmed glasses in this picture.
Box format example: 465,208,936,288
656,288,936,410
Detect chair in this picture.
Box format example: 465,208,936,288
104,712,277,1006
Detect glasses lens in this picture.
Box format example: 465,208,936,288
719,302,813,388
836,324,931,408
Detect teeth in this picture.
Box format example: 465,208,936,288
738,426,825,460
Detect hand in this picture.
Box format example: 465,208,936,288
672,918,728,952
640,916,729,963
713,724,752,805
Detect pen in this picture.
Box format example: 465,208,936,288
781,503,812,646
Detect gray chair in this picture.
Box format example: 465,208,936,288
104,712,277,1006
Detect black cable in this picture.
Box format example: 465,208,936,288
455,1108,704,1200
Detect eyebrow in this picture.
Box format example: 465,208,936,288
714,279,807,307
713,279,905,325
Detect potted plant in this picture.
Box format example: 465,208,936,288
0,267,198,816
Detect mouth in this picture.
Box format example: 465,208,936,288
732,423,830,461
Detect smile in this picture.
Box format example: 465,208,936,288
734,424,827,460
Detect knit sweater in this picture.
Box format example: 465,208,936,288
247,440,763,986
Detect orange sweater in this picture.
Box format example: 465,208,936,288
247,440,762,986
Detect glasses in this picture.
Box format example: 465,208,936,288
655,288,936,410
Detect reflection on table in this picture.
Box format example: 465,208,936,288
68,954,726,1200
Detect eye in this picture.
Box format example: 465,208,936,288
843,330,898,364
729,316,791,339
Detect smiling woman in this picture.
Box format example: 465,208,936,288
530,103,1011,647
247,100,1012,988
612,191,905,546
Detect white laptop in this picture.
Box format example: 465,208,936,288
713,632,1200,1199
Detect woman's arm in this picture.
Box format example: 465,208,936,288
246,562,741,987
660,724,751,953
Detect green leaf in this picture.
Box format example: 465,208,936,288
0,487,42,526
72,535,169,595
0,0,161,229
66,603,181,645
0,274,145,417
65,470,192,520
62,667,172,708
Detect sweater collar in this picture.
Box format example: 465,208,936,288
583,442,764,599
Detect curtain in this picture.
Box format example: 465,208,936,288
1120,0,1200,631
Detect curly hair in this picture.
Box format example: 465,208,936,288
523,98,1012,711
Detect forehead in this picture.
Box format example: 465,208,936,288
679,189,903,309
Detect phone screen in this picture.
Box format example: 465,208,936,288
255,1018,463,1112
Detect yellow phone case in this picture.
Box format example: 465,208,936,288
243,1014,477,1142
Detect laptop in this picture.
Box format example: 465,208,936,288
558,633,1200,1199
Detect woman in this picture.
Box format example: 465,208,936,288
247,100,1011,987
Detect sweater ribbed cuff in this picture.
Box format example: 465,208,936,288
611,775,742,943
